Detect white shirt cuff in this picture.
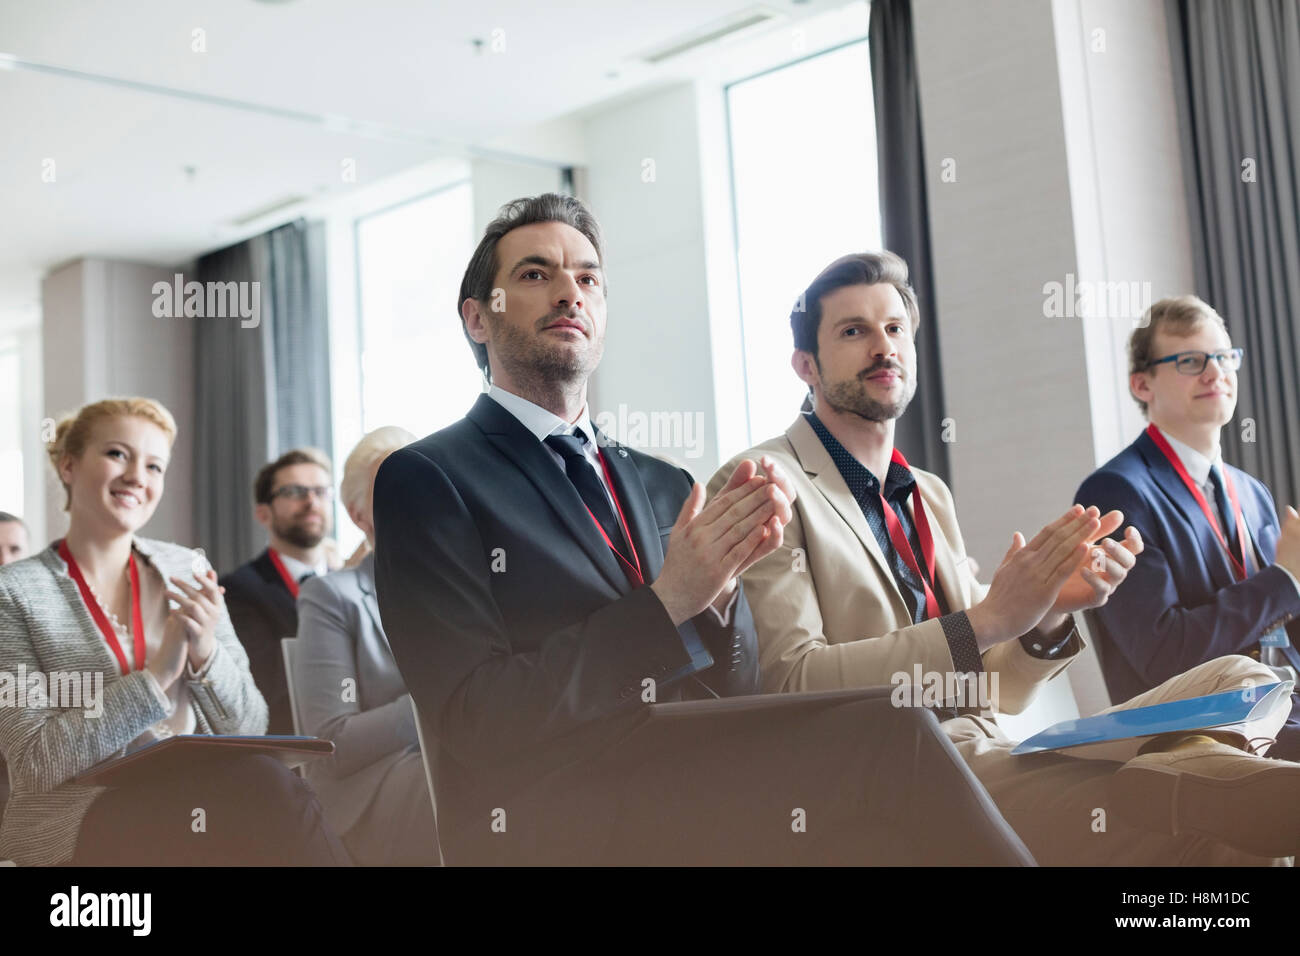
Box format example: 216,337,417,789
703,584,740,626
185,642,219,681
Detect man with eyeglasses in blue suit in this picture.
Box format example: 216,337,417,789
1075,295,1300,758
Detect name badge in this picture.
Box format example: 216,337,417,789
1260,627,1290,648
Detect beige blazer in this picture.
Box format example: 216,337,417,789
708,414,1078,714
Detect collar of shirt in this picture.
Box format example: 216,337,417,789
805,411,915,503
487,384,599,447
275,549,326,582
1156,425,1223,490
487,384,615,507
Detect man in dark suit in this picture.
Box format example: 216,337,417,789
221,448,336,735
373,194,1033,866
1076,295,1300,756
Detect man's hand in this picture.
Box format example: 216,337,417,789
966,505,1101,650
705,456,798,615
652,459,794,626
1049,518,1143,616
1276,505,1300,578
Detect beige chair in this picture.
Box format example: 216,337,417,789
993,612,1115,739
1068,610,1116,716
409,699,445,866
280,637,304,737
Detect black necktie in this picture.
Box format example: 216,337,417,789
544,432,628,554
1208,465,1243,563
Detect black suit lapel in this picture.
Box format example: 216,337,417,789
468,394,628,593
252,548,280,588
595,430,665,583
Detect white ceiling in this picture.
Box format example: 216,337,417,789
0,0,849,324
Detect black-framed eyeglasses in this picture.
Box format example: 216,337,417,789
1145,348,1244,375
270,484,334,503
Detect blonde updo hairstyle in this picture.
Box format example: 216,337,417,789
46,397,178,511
340,426,415,540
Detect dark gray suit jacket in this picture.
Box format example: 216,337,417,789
373,393,760,864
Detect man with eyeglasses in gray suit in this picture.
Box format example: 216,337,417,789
1076,295,1300,758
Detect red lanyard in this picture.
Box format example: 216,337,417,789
589,451,643,587
1147,424,1250,581
267,548,303,598
58,539,145,673
877,448,941,620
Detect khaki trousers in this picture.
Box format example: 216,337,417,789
946,655,1292,866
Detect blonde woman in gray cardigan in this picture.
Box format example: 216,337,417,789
0,397,348,866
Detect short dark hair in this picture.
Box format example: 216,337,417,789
0,512,25,529
790,251,920,359
253,448,333,505
457,193,606,382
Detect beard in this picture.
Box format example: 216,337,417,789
820,359,917,423
488,308,604,387
274,511,327,549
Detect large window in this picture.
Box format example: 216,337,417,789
727,40,882,444
354,181,480,439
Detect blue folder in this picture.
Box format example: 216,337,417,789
1011,680,1293,760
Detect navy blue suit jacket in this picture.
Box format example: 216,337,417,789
1075,429,1300,703
372,393,760,863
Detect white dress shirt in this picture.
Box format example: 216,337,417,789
274,549,328,584
101,551,198,740
488,384,618,512
486,385,737,624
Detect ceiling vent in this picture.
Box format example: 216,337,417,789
639,6,785,64
229,194,310,227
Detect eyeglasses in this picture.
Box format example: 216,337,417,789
1145,348,1244,375
270,484,334,503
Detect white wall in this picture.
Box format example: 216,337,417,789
913,0,1096,571
16,325,45,548
582,83,727,478
471,158,566,235
905,0,1201,732
1054,0,1198,467
40,259,196,547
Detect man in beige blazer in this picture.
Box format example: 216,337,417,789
709,251,1300,865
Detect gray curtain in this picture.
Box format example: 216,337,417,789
869,0,950,484
1167,0,1300,506
265,221,333,455
194,219,333,574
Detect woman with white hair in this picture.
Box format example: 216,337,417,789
292,425,441,865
